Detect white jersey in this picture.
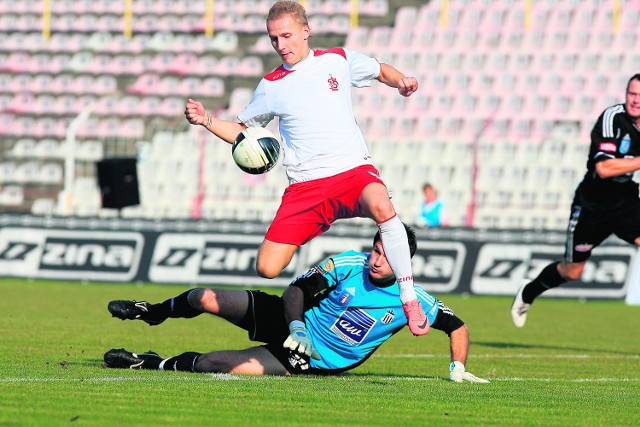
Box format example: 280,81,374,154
237,48,380,184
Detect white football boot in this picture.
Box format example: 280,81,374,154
511,281,531,328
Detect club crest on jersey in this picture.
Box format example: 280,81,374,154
328,74,339,91
321,259,334,273
381,310,395,324
620,135,631,154
338,291,352,305
338,287,356,305
331,308,376,345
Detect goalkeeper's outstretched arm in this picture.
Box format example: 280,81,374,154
448,324,489,383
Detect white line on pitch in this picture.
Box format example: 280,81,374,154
374,354,640,359
1,376,639,383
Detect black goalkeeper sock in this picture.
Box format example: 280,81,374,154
159,352,202,372
522,261,567,304
157,289,202,319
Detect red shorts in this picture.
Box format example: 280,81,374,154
265,165,385,246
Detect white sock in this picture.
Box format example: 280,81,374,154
377,215,416,304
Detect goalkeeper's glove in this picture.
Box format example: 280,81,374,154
283,320,321,360
449,361,490,383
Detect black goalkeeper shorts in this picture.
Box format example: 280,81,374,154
242,290,328,375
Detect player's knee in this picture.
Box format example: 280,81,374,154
559,262,584,281
194,354,232,373
365,199,395,222
186,288,206,310
255,260,282,279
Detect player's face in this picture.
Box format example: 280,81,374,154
369,242,395,282
267,14,311,66
626,79,640,120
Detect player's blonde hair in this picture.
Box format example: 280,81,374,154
267,0,309,26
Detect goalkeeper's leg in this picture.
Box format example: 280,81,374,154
108,288,250,325
105,346,289,375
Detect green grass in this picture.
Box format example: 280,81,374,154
1,279,639,426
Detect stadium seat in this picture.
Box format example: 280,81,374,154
127,74,162,96
0,185,24,206
35,139,63,158
39,163,63,184
31,197,55,216
202,31,240,54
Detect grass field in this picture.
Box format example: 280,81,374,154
1,278,639,426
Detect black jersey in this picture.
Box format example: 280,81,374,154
576,103,640,210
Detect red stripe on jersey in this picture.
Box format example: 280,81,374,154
264,65,296,81
314,48,347,59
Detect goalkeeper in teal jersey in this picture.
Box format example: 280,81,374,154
104,225,488,383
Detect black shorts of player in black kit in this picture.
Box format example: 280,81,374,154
565,195,640,263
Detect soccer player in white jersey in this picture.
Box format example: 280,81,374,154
105,224,489,382
185,0,426,334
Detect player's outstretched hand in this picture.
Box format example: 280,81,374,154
283,320,321,360
185,98,207,126
397,76,418,97
449,361,490,384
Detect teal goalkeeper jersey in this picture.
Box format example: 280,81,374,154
304,250,439,371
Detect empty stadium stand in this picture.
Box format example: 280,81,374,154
0,0,637,230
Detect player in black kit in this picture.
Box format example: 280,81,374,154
511,74,640,327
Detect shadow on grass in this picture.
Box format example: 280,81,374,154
472,340,637,356
341,372,442,381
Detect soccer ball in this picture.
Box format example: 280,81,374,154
231,127,281,174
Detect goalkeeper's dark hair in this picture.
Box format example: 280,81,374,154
373,223,417,258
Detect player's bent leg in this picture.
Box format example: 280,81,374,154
557,261,586,281
360,185,428,335
358,182,395,222
195,346,290,375
256,239,298,278
190,288,250,325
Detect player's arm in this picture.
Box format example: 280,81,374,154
184,98,247,144
282,272,329,324
430,301,489,383
376,63,418,97
281,272,329,360
595,157,640,178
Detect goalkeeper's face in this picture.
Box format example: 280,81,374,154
369,242,395,282
267,14,311,66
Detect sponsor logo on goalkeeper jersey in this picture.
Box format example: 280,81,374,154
331,308,376,345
